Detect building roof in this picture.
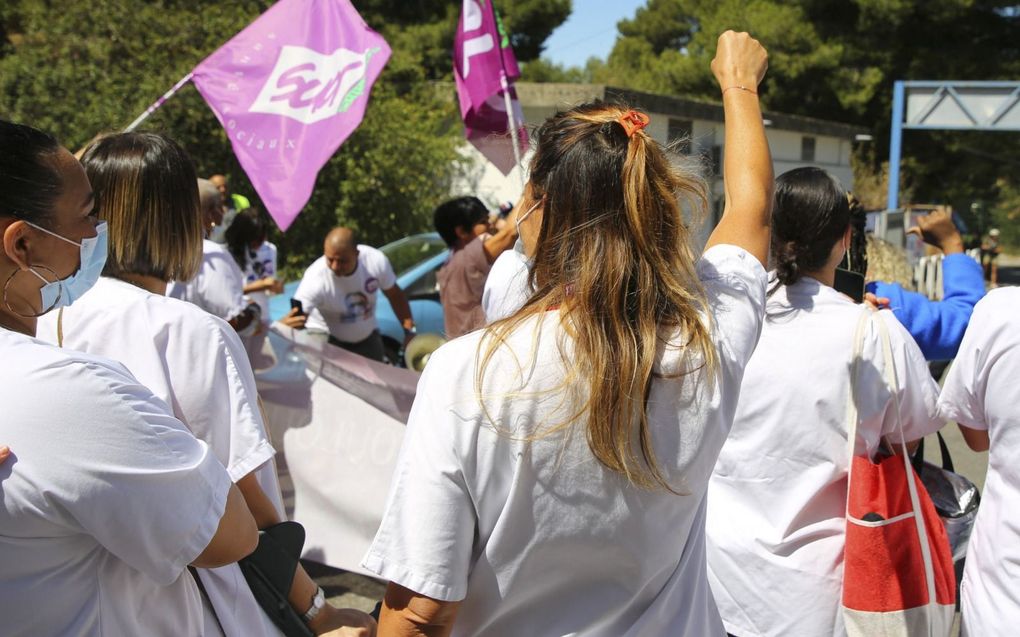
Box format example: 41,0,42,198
515,83,868,139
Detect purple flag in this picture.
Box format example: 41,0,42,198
453,0,528,176
192,0,390,231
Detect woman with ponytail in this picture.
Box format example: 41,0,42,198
705,167,944,637
364,32,772,637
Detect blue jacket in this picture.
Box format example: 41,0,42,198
866,253,985,361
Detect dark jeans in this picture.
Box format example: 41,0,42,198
328,329,386,362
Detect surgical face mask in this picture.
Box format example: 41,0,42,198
23,220,108,312
515,198,543,244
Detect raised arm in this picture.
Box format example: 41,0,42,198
705,31,773,266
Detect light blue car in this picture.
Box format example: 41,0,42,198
269,232,449,364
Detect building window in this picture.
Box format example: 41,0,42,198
668,118,692,154
801,136,816,162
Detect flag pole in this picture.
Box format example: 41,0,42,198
123,72,195,132
499,71,525,191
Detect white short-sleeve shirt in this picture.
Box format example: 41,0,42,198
168,239,249,321
38,276,283,637
938,287,1020,637
293,245,397,343
706,277,943,637
0,329,231,637
482,246,531,323
363,245,767,637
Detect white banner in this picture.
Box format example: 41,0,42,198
256,326,417,575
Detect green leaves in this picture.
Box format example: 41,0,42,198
0,0,568,277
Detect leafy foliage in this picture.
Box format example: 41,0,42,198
534,0,1020,227
0,0,568,274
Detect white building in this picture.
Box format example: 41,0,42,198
455,82,867,244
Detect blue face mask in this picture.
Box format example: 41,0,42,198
23,220,108,312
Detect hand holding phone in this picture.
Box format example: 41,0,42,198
290,298,305,316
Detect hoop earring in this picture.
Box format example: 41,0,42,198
3,265,62,318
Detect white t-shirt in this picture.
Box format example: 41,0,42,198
0,329,230,637
168,239,249,321
363,245,767,637
482,246,531,323
38,276,283,637
706,277,943,637
293,245,396,343
243,241,279,320
938,287,1020,637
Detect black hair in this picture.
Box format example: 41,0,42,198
225,207,268,271
770,167,851,290
433,196,489,247
0,120,63,225
81,132,204,282
842,192,868,276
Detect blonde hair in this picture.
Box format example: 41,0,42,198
866,234,915,290
477,102,715,492
81,133,202,282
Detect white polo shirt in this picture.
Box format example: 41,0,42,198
706,277,943,637
938,287,1020,637
0,329,230,636
293,245,396,343
38,276,283,637
363,245,767,637
168,239,249,321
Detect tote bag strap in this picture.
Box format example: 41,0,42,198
873,312,939,611
844,309,872,465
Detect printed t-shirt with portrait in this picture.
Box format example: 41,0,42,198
363,245,768,637
38,276,284,637
167,239,248,321
705,278,943,637
0,329,231,636
938,287,1020,637
243,240,279,321
293,245,396,344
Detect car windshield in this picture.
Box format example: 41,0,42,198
380,234,447,277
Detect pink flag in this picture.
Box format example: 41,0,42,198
453,0,528,176
192,0,390,231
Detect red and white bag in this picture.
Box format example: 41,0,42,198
841,311,955,636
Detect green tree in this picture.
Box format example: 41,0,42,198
0,0,568,274
536,0,1020,218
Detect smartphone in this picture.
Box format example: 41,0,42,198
289,298,305,316
834,268,865,304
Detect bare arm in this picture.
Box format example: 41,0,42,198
958,424,990,452
244,277,285,295
705,31,773,266
378,583,460,637
481,205,520,264
191,483,259,568
382,284,415,334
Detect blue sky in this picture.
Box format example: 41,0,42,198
541,0,646,68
